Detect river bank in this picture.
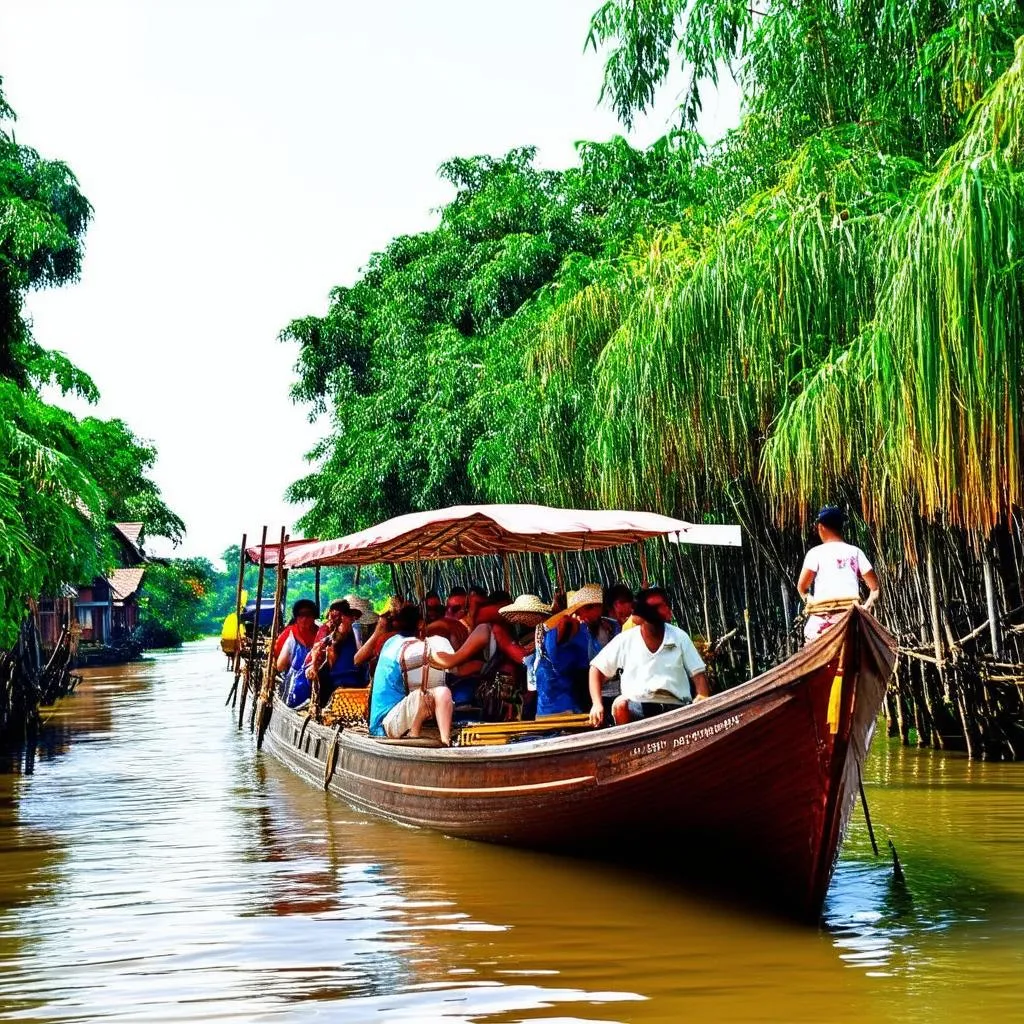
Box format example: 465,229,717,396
0,640,1021,1022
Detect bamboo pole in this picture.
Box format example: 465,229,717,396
314,565,321,612
699,549,712,642
636,542,649,587
714,560,737,668
780,580,793,657
256,527,287,747
239,526,268,730
226,532,246,707
741,561,755,678
983,548,1001,659
924,527,946,676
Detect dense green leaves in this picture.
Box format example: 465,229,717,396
282,140,704,537
0,79,183,648
284,4,1024,570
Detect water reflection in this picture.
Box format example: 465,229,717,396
0,641,1021,1022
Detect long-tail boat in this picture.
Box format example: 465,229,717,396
239,504,897,921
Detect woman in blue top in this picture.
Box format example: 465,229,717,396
535,583,615,717
318,599,367,701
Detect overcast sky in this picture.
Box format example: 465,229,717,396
0,1,739,566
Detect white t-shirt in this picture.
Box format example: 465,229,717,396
801,541,873,600
590,622,706,704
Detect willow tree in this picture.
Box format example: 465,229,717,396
282,2,1024,754
552,0,1024,755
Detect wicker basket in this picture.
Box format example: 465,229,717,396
322,686,371,727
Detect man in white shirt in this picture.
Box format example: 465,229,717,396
797,506,881,642
587,587,710,726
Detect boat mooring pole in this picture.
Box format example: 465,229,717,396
857,763,880,857
239,526,267,730
256,527,287,746
226,532,246,707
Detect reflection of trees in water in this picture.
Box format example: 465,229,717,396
0,763,68,1018
234,755,418,1004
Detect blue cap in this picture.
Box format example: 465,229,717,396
816,506,845,529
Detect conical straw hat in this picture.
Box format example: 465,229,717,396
499,594,552,626
543,583,604,629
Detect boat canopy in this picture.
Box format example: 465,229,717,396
247,503,741,568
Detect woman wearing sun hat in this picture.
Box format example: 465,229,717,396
498,595,552,719
535,583,617,718
425,591,538,707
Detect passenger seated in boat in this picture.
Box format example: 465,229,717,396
315,598,368,701
423,591,444,625
276,598,319,655
354,596,402,680
426,591,523,705
535,584,613,717
606,583,635,627
500,595,552,720
369,604,454,745
275,600,320,704
444,587,467,623
425,589,470,650
460,584,488,632
313,599,343,644
797,506,880,642
587,587,710,726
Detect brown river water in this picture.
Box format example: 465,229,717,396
1,640,1022,1023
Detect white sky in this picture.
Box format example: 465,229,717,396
0,1,739,566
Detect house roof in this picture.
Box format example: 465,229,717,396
114,522,144,551
106,568,145,602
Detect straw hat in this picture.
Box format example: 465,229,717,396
343,593,377,625
499,594,552,627
543,583,604,628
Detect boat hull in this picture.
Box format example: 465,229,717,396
261,607,895,920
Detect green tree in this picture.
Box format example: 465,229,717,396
136,558,216,647
283,139,708,537
0,79,183,648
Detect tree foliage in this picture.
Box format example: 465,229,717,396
285,3,1024,552
135,557,216,648
0,79,183,648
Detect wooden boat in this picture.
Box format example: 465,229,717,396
245,505,897,921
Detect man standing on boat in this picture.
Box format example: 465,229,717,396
797,506,880,642
587,587,710,726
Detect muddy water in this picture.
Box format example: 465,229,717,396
0,641,1021,1023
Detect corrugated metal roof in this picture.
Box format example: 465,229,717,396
106,568,145,601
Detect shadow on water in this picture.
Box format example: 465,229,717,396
0,641,1021,1023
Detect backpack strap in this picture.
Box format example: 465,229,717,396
399,638,426,694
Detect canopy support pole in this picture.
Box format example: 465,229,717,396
239,525,268,729
226,532,247,707
256,527,287,744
